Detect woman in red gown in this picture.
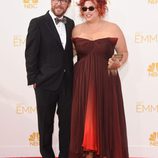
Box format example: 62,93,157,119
69,0,129,158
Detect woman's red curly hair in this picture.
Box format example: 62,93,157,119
78,0,107,17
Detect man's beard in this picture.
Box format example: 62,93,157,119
51,7,67,17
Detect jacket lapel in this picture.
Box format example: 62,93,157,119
65,17,71,50
44,12,64,50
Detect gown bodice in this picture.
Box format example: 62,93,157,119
73,37,118,62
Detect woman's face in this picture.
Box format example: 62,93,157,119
81,0,99,22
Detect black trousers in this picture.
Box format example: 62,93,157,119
34,81,72,158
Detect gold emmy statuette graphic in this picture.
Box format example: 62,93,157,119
147,63,158,77
23,0,38,8
147,63,155,73
156,63,158,71
29,132,39,146
32,0,38,3
23,0,38,3
149,132,157,141
149,132,158,146
23,0,29,3
148,0,158,4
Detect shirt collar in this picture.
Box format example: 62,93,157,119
49,10,64,24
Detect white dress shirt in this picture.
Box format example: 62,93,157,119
49,10,67,49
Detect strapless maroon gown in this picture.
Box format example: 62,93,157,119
69,37,129,158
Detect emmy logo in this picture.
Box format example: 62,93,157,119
136,102,158,113
135,33,158,43
29,132,39,146
23,0,38,8
16,103,36,114
149,132,158,146
148,0,158,4
147,63,158,77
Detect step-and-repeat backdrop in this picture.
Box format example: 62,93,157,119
0,0,158,157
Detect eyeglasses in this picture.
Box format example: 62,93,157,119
53,0,69,4
81,6,95,12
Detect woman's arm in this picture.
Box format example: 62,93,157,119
108,24,128,70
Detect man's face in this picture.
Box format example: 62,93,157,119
51,0,70,17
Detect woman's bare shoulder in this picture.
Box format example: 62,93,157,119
103,20,120,29
103,20,123,36
72,23,85,37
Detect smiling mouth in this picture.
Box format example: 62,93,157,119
55,6,64,10
86,14,92,18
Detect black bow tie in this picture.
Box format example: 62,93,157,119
55,17,67,24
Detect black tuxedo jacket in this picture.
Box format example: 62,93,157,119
25,11,74,90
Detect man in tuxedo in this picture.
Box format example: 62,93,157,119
25,0,74,158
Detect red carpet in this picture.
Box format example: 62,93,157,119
5,157,147,158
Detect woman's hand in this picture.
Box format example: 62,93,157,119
108,54,123,75
108,54,123,70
